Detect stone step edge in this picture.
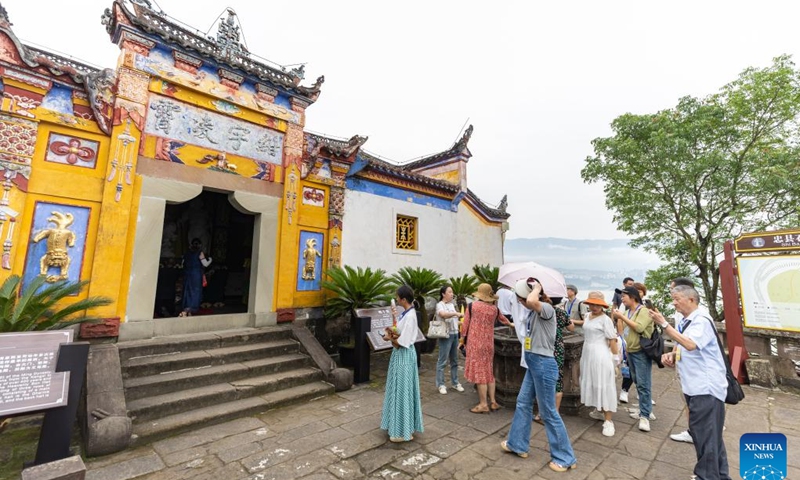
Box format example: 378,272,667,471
126,367,324,419
122,338,300,375
117,326,295,361
129,381,335,446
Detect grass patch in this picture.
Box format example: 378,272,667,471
0,425,39,480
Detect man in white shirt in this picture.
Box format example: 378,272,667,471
497,285,516,324
652,286,731,480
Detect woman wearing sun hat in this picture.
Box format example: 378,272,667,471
579,291,619,437
463,283,513,413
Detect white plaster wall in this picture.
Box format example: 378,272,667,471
341,190,504,279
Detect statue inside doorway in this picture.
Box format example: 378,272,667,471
301,238,321,280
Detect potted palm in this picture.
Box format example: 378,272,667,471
449,274,479,311
390,267,443,353
0,275,112,434
321,266,394,367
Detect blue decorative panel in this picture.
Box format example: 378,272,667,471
40,85,74,115
345,177,453,211
22,202,90,294
296,231,324,292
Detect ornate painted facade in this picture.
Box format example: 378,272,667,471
0,1,509,338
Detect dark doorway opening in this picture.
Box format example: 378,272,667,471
154,190,254,318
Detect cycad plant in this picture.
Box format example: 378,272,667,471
390,267,443,336
0,275,112,332
321,266,394,320
472,264,500,292
449,274,479,311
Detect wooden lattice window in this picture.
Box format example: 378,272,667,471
395,215,418,250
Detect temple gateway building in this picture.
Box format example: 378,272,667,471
0,0,508,452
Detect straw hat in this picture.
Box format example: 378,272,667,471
584,290,609,308
473,283,498,303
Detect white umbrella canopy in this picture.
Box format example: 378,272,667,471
498,261,568,298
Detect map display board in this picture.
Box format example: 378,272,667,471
356,306,426,351
737,255,800,332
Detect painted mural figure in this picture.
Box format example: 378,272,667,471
32,211,76,282
179,238,212,317
301,238,321,280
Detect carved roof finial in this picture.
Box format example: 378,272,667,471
215,8,246,60
498,194,508,213
0,3,12,29
453,124,473,151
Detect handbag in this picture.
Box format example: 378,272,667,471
705,318,745,405
427,319,448,339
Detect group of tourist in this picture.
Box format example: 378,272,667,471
379,275,731,479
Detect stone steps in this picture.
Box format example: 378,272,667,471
118,325,335,446
126,367,324,422
122,339,299,378
130,381,334,446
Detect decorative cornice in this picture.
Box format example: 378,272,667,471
121,30,156,50
173,50,202,67
218,68,244,86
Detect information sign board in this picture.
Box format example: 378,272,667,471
356,306,426,351
0,331,72,416
737,255,800,332
735,229,800,253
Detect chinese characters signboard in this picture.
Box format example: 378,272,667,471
734,229,800,253
356,306,426,351
0,331,72,416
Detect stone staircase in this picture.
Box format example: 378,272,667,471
118,326,334,446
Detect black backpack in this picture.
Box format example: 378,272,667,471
639,324,665,368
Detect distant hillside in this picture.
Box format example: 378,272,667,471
504,237,661,274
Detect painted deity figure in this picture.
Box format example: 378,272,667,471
301,238,321,280
32,211,76,282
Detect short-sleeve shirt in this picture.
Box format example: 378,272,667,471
564,298,582,321
496,288,515,318
435,301,459,334
623,306,654,353
524,303,556,357
675,309,727,402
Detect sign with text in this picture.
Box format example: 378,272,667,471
0,331,72,416
356,306,426,351
737,255,800,332
735,229,800,253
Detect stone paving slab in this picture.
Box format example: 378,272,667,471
84,349,800,479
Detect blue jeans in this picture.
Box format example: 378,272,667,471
507,352,576,466
627,350,652,418
436,333,459,387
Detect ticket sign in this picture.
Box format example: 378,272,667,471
735,229,800,253
0,331,72,416
356,306,426,351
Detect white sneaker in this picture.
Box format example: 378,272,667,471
438,385,447,394
588,409,605,421
638,417,650,432
602,420,615,437
651,399,656,405
453,383,465,392
619,391,629,403
628,411,656,420
670,430,694,443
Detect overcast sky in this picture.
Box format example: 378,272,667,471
8,0,800,239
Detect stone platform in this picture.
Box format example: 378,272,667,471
81,349,800,480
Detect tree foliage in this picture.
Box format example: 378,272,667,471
583,55,800,320
0,275,112,332
321,266,394,320
472,264,500,292
448,274,479,310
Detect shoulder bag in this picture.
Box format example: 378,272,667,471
705,318,745,405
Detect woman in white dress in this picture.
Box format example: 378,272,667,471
579,292,619,437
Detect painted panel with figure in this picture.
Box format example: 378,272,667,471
22,202,90,293
296,231,323,292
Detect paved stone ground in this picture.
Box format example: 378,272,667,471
84,350,800,480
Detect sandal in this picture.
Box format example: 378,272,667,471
470,405,490,414
490,402,501,411
533,415,544,425
500,440,528,458
548,461,577,472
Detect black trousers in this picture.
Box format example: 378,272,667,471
686,394,731,480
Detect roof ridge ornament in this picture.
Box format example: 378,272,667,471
453,124,473,152
214,8,247,61
0,3,11,29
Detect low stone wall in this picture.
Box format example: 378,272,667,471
717,323,800,388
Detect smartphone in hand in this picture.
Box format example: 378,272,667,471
644,299,655,310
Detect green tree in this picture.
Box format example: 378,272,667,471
472,264,500,292
643,264,695,318
583,55,800,320
321,266,394,320
390,267,443,334
448,274,479,311
0,275,111,332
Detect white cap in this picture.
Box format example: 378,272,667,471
514,279,533,298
